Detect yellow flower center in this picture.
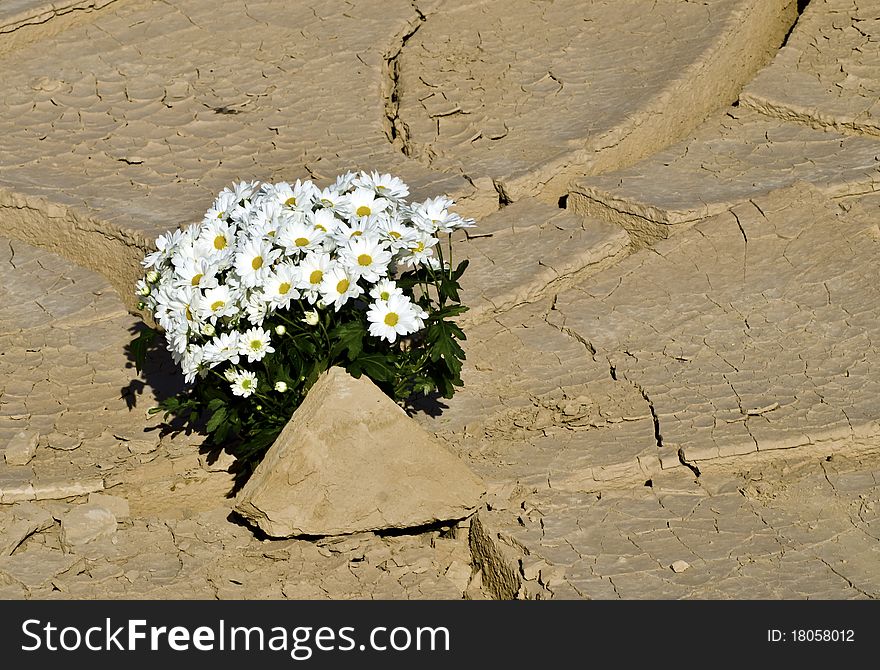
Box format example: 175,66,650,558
309,269,323,285
295,237,310,247
191,273,203,286
384,312,399,327
336,278,350,294
320,198,333,207
251,256,263,270
278,282,291,295
242,378,253,389
380,291,390,300
214,235,227,250
413,241,425,252
356,205,371,217
389,231,401,239
185,306,193,321
357,253,372,267
315,224,327,232
250,339,262,351
210,300,225,312
285,196,297,207
350,230,363,237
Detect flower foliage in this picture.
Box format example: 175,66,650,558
132,172,474,463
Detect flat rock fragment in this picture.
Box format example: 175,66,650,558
235,367,485,538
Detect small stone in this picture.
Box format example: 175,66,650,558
671,560,691,573
235,367,485,537
87,493,130,520
45,432,82,451
198,448,236,472
4,430,39,466
60,504,117,550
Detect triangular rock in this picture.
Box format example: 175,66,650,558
234,367,485,537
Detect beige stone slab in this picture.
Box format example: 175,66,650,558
459,200,629,325
398,0,797,201
553,184,880,467
569,108,880,245
741,0,880,137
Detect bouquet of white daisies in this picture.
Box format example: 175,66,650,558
132,172,474,462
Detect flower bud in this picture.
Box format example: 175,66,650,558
274,325,286,336
202,323,216,337
302,310,319,326
223,368,238,382
146,270,160,283
136,301,146,310
256,404,262,411
274,381,288,392
316,299,327,310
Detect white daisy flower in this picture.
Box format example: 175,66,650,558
154,284,198,331
377,216,418,251
230,369,258,398
410,195,471,233
302,309,320,326
172,257,219,291
331,217,378,246
247,200,285,240
319,265,363,311
194,283,239,322
278,217,326,255
331,171,357,192
308,208,340,236
204,190,238,223
144,226,196,269
400,233,439,268
195,218,237,260
274,381,288,392
243,289,270,325
202,331,242,366
369,279,404,302
239,326,275,363
263,263,300,309
341,235,392,283
346,186,389,220
181,345,206,384
367,294,426,343
224,180,260,204
234,238,280,288
296,252,334,304
353,171,409,200
315,186,349,215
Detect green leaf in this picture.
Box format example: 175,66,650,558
329,320,365,362
427,321,466,377
205,406,227,433
452,259,469,280
439,278,461,303
349,353,394,382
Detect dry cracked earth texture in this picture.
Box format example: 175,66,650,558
1,0,879,599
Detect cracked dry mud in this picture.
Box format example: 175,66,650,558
1,0,879,599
